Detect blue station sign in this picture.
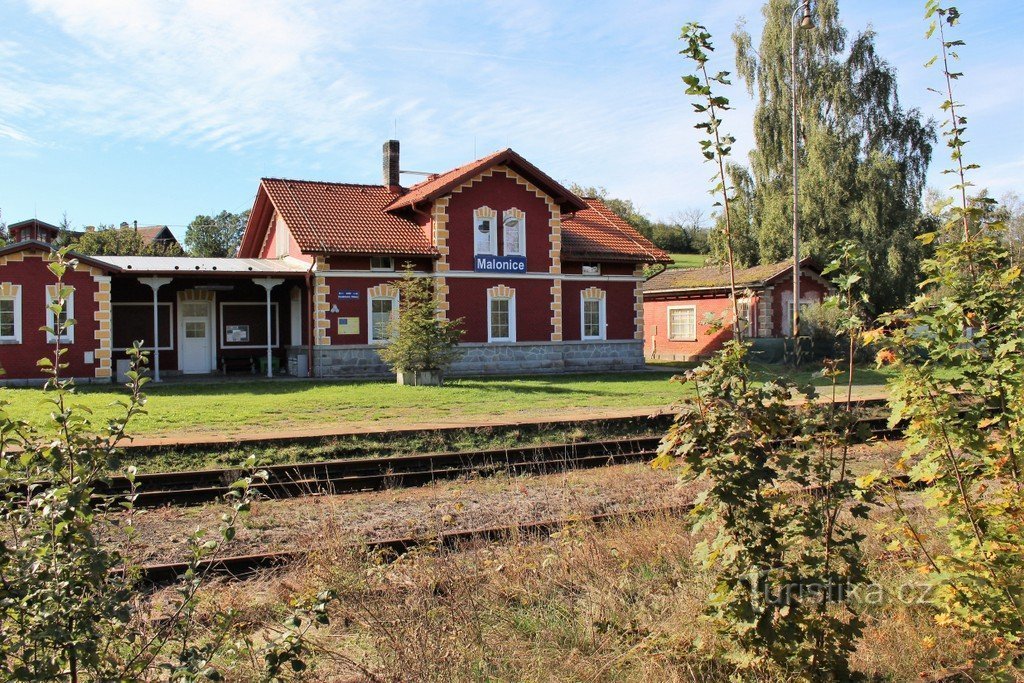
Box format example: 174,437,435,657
337,290,360,300
474,254,527,273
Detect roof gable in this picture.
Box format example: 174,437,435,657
385,148,588,214
0,239,116,272
8,219,60,234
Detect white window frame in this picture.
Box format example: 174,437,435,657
581,263,601,276
111,302,174,351
368,294,399,344
0,289,22,344
46,288,74,344
487,294,516,343
580,295,606,341
370,256,395,272
218,301,280,350
501,209,526,257
667,305,697,342
784,299,814,336
757,297,771,338
737,298,752,338
474,210,497,255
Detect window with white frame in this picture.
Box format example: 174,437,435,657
45,288,74,344
502,209,526,257
581,296,605,340
369,295,398,343
581,263,601,276
757,298,771,337
736,299,752,337
474,208,497,255
667,306,697,341
488,297,515,342
0,288,21,343
370,256,395,271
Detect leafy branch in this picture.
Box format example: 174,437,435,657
680,22,742,339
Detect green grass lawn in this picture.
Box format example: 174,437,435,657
1,367,892,441
667,253,708,269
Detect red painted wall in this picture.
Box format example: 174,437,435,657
445,170,554,274
326,255,433,271
562,280,637,341
643,293,733,360
321,275,409,345
446,277,554,343
561,262,634,276
770,275,830,336
643,272,833,359
0,253,102,379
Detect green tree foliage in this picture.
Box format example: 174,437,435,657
724,0,935,313
184,210,250,258
376,267,464,384
71,224,185,256
662,22,873,678
0,210,9,246
871,5,1024,674
0,250,329,680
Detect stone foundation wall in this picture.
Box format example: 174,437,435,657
302,340,646,379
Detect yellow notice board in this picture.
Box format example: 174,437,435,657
337,317,359,335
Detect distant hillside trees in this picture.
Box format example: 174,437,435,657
568,184,710,254
185,210,250,257
70,223,184,256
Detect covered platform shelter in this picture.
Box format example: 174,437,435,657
94,255,312,380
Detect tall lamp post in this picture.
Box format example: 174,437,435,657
791,0,813,355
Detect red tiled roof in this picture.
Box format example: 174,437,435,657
260,178,437,256
643,256,819,293
385,148,588,214
562,198,671,264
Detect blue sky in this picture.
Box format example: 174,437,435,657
1,0,1022,240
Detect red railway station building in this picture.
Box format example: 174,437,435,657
0,142,668,384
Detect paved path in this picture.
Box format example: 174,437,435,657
115,384,890,451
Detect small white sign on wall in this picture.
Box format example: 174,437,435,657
225,325,249,343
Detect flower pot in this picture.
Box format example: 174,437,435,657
396,370,443,386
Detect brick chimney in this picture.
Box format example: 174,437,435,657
383,139,400,189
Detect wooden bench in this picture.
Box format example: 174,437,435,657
220,356,256,374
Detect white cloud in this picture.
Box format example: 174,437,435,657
6,0,413,150
1,0,1020,224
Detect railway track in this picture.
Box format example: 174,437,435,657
129,407,907,585
99,435,664,507
135,503,697,585
88,401,898,508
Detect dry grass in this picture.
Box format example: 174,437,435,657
168,502,990,682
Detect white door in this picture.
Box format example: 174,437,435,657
181,301,212,374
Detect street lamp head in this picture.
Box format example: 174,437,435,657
800,1,814,29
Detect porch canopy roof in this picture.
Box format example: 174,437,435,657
91,255,309,277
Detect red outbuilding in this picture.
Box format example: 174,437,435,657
0,142,669,384
642,257,834,361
